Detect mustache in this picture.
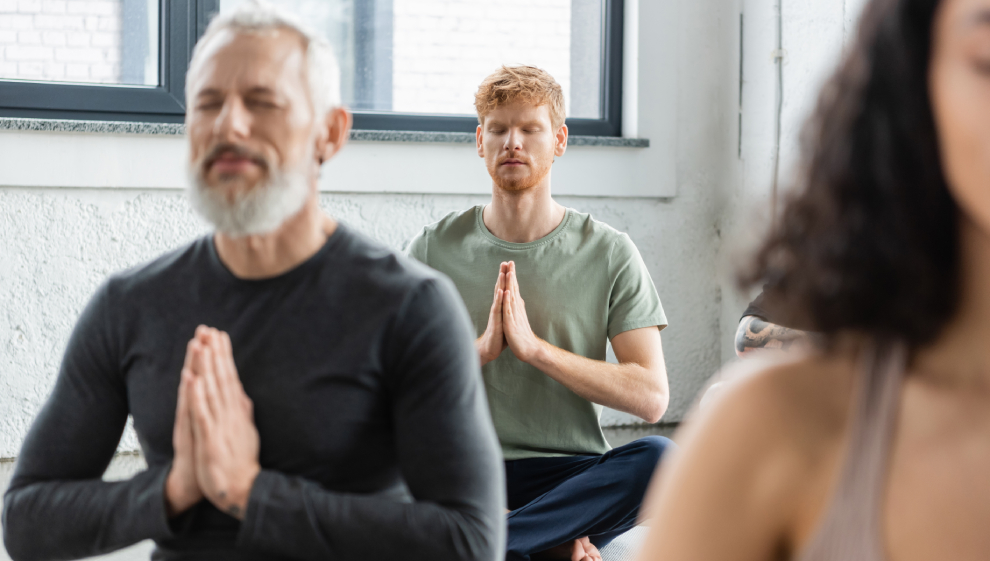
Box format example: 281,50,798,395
201,143,270,171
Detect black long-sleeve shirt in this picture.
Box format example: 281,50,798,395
2,224,505,561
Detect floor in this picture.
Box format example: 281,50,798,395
603,423,678,447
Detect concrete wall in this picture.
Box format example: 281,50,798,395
718,0,871,362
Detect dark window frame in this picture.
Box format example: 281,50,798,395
0,0,625,136
0,0,217,123
350,0,624,136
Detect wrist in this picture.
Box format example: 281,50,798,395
475,338,490,365
218,464,260,520
479,349,498,366
165,466,201,517
521,337,550,366
476,336,500,366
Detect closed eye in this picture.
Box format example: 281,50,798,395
246,98,279,109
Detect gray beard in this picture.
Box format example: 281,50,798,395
187,161,311,238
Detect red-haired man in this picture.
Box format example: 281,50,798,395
408,66,673,561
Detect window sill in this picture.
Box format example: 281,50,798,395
0,117,650,148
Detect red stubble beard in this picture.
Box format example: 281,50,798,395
487,153,554,192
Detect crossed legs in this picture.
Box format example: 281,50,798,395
504,436,674,561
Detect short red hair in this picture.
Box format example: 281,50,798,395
474,65,566,131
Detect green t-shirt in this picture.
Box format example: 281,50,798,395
406,205,667,460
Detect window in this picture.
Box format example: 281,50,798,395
1,0,624,135
0,0,215,122
0,0,159,86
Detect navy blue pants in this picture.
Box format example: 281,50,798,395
504,436,673,561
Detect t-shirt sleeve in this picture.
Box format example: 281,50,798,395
740,285,813,331
742,289,772,322
2,280,174,560
606,233,668,340
404,228,429,265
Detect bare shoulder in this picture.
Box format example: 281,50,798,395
688,352,859,499
639,351,860,561
705,351,857,448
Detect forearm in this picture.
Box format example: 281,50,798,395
735,316,810,356
2,465,173,561
528,341,669,423
238,470,500,561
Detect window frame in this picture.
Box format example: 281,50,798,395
0,0,217,123
0,0,625,136
351,0,625,136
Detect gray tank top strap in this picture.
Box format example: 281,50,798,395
795,341,907,561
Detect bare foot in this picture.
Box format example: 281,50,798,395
571,537,601,561
535,537,601,561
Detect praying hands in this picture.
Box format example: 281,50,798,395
165,326,260,520
476,261,546,366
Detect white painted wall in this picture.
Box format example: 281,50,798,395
719,0,872,362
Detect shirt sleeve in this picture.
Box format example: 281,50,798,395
235,276,505,561
742,289,772,321
606,233,668,340
740,285,814,331
2,280,174,561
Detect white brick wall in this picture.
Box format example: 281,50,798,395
220,0,586,117
5,0,584,110
392,0,573,116
0,0,121,83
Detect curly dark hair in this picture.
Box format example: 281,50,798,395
743,0,959,348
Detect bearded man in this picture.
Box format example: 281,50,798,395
1,4,504,561
406,66,673,561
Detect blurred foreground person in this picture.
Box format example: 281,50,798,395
408,66,671,561
1,4,504,561
639,0,990,559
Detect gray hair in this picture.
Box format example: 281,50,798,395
186,0,341,117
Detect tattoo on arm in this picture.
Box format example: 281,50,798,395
735,316,809,355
